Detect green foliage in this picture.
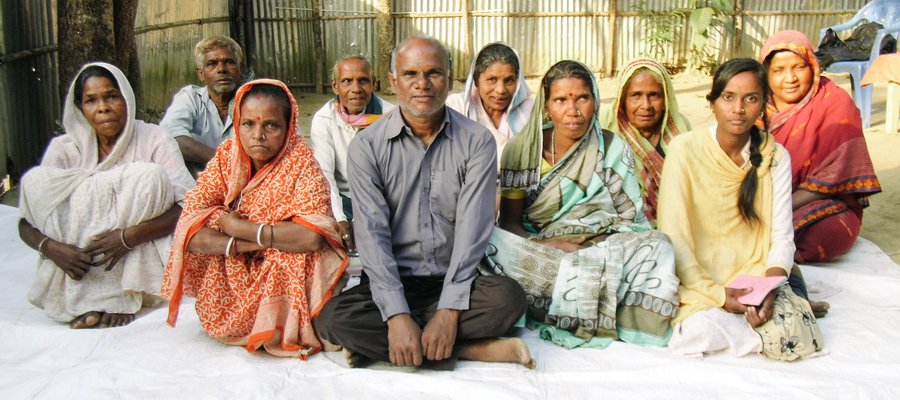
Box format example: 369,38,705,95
632,0,684,69
631,0,734,75
684,0,735,74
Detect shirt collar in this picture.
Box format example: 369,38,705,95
384,106,452,140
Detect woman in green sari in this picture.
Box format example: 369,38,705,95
486,60,680,349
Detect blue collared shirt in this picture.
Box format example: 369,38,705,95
348,107,498,321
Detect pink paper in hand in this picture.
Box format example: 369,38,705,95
726,275,788,306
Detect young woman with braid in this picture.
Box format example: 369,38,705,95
657,59,824,361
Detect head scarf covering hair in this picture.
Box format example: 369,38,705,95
164,79,347,336
758,30,822,132
20,62,137,228
757,30,880,232
599,58,690,222
456,42,533,140
500,60,648,236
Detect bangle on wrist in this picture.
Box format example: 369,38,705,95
120,227,135,250
269,224,274,248
225,236,236,256
37,237,50,259
256,224,266,247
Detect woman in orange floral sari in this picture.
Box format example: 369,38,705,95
163,79,347,358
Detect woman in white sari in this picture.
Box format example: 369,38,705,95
446,42,533,162
18,62,194,328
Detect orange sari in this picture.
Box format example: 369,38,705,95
162,79,347,358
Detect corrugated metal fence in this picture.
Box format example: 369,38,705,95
0,0,871,184
0,0,58,186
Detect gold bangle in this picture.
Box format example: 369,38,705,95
120,227,135,249
37,237,50,259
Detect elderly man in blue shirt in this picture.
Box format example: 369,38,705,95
160,36,243,176
315,36,532,370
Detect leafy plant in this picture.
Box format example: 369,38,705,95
683,0,735,74
632,0,684,67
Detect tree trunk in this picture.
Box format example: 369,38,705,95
375,0,393,95
57,0,141,110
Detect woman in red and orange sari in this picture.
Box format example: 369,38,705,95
162,79,347,358
759,30,881,264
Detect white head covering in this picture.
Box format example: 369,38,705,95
21,62,138,227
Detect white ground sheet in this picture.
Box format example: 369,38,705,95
1,204,898,399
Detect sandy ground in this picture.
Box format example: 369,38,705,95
2,73,897,263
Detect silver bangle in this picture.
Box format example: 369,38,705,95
120,228,135,250
37,237,50,259
256,224,266,247
225,236,236,256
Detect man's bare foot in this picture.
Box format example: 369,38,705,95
810,300,830,319
459,338,535,369
97,313,134,328
70,311,102,329
343,348,373,368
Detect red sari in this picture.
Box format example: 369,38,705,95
162,79,347,358
760,30,881,262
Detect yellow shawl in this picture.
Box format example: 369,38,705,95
657,128,784,323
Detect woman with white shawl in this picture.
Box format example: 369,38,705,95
18,62,194,329
446,42,534,163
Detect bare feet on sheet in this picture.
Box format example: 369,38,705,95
69,311,102,329
810,300,830,318
69,311,134,329
459,337,535,369
343,348,373,368
99,313,134,328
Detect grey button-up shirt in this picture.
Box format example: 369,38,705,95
160,85,234,148
348,107,497,321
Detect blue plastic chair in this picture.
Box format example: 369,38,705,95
819,0,900,128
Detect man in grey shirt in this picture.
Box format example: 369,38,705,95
315,36,532,370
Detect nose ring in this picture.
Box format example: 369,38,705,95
576,109,583,116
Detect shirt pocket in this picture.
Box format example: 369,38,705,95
429,170,461,223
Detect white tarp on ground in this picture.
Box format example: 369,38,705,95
1,203,898,399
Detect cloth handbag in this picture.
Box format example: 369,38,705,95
754,286,824,361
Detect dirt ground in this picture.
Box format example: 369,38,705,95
3,73,896,263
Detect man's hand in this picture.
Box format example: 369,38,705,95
386,313,423,367
337,220,355,253
421,309,459,361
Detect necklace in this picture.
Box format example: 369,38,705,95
550,130,556,165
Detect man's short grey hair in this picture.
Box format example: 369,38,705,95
331,54,374,81
194,36,244,69
389,35,452,76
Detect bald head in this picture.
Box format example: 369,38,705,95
390,36,452,75
388,36,452,120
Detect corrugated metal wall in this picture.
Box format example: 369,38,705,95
250,0,318,89
0,0,876,183
0,0,59,182
321,1,379,81
134,0,230,116
394,0,469,78
470,0,611,77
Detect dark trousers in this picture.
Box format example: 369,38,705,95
314,274,526,368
